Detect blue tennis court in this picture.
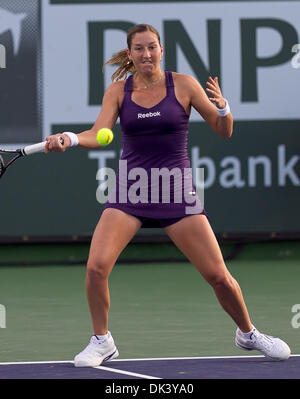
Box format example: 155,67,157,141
0,355,299,379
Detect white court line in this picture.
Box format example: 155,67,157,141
110,353,300,362
95,365,162,379
0,360,73,365
110,355,267,362
0,354,299,366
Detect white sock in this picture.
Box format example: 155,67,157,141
94,332,110,342
239,326,256,338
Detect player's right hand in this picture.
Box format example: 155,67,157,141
45,134,71,153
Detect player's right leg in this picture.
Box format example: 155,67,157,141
74,208,142,367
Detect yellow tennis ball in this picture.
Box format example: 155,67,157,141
96,128,114,146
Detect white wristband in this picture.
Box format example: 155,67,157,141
63,131,79,147
216,99,230,117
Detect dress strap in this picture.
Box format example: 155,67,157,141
165,70,176,98
124,75,134,92
165,70,174,87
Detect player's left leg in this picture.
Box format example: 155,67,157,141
164,214,291,360
164,214,252,332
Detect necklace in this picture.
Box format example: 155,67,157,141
134,71,163,91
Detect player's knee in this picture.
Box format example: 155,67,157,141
207,269,233,289
86,257,113,280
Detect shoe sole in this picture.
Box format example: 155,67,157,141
235,338,289,361
103,348,119,363
235,339,253,351
74,347,119,367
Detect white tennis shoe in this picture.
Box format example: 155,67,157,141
74,332,119,367
235,327,291,361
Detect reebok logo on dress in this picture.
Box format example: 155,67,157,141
138,111,161,119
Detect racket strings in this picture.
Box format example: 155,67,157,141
0,155,5,177
0,151,21,178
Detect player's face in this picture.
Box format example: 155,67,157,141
127,31,163,75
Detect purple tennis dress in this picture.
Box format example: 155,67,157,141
103,70,205,228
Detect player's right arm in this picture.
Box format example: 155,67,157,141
45,81,124,152
76,81,124,148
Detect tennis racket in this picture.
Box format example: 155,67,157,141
0,136,64,179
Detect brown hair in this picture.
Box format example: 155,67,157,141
104,24,161,82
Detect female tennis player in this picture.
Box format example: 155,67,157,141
46,24,290,366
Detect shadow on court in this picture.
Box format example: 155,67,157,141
0,356,299,379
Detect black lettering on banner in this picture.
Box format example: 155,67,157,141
240,18,298,102
164,19,221,88
88,21,135,104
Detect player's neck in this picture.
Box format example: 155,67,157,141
134,70,163,90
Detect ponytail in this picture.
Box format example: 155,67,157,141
103,49,135,82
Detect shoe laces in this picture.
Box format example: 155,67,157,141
252,331,275,351
80,336,108,356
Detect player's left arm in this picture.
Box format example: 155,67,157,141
181,74,233,138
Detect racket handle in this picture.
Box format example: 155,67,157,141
22,137,64,156
22,141,47,155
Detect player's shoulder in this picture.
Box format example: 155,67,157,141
103,79,126,106
106,79,126,94
171,71,197,82
171,71,200,88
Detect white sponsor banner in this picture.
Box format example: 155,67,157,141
42,0,300,137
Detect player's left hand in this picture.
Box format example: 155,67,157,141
205,76,226,109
